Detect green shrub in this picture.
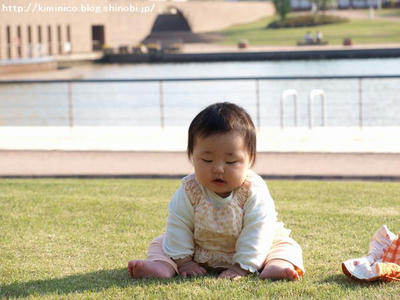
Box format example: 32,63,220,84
267,14,348,28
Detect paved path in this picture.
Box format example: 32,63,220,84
1,150,399,180
1,126,399,179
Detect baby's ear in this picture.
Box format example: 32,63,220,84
248,155,254,167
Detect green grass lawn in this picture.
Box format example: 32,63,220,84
375,8,400,17
1,179,399,299
220,13,400,46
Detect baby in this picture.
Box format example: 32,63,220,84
128,102,304,280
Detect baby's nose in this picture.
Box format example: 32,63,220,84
212,162,224,173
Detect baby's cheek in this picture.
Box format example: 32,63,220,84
233,170,246,185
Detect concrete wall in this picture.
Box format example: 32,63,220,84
0,0,274,60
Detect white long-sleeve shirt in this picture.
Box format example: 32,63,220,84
162,171,289,273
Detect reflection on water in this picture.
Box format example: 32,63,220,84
0,58,399,127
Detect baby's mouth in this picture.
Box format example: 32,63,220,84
212,178,226,184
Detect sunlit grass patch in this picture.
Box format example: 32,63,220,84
220,14,400,46
1,179,399,299
375,8,400,17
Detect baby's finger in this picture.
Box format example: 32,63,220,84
196,269,206,276
192,271,201,277
127,263,134,277
231,274,242,281
197,269,204,275
225,270,242,280
226,271,237,279
218,270,232,279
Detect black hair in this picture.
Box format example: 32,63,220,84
187,102,256,166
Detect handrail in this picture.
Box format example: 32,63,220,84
308,89,326,128
0,75,398,128
280,89,298,128
0,75,400,84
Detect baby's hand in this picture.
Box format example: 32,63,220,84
175,258,207,278
219,264,249,280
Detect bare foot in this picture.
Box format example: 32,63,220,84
128,260,175,279
259,259,300,281
218,264,249,280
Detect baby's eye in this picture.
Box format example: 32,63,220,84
226,161,237,165
202,159,212,163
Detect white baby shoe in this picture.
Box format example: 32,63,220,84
366,224,397,264
342,225,397,281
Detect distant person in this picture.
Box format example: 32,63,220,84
316,31,323,44
128,102,305,280
304,31,313,44
64,42,72,54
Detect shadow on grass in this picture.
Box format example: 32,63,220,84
1,268,188,298
319,274,384,288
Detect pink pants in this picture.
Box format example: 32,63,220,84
146,234,305,275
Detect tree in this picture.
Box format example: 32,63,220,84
309,0,335,14
272,0,291,21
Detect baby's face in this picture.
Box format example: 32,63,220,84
191,131,251,198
